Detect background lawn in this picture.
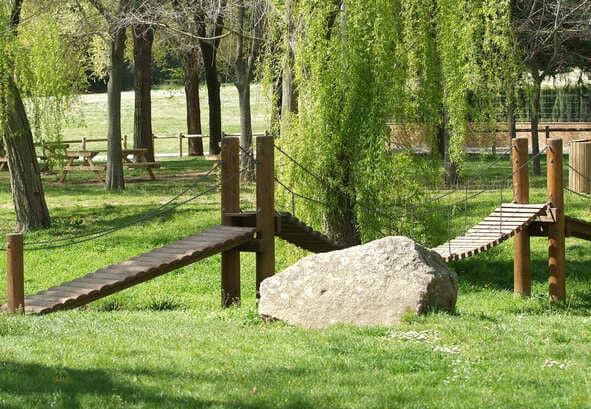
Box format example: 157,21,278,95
0,90,590,408
59,85,268,155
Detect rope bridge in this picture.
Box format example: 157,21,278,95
431,203,551,262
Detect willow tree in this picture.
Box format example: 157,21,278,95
1,1,83,230
0,0,50,230
279,0,514,245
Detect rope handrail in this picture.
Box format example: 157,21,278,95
0,167,248,252
273,143,519,214
564,186,591,200
13,162,221,248
567,164,591,185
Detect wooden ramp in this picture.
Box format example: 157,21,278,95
16,226,256,315
225,211,346,253
432,203,550,262
277,212,346,253
565,216,591,241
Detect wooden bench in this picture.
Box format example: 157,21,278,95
122,148,160,180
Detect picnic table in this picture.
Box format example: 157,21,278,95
59,148,161,183
59,150,106,183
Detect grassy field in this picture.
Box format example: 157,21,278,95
60,84,269,154
1,128,591,406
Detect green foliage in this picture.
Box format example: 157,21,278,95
0,2,86,143
279,0,517,243
278,0,426,242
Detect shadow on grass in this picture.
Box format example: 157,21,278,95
452,243,591,315
0,361,317,409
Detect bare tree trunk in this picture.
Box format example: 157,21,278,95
3,77,50,230
531,69,542,176
281,0,298,137
106,25,126,190
133,24,155,162
181,47,203,156
201,41,222,155
236,71,254,180
198,6,225,156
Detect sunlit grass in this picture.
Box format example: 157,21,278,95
0,154,590,408
61,84,269,154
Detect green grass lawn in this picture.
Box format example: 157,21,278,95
60,84,268,154
0,151,591,407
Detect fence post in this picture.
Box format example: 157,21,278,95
547,138,566,302
123,135,128,150
221,137,241,306
545,126,550,143
256,134,275,296
178,133,183,158
81,137,87,151
513,137,531,297
6,233,24,314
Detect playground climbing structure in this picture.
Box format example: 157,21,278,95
3,135,591,314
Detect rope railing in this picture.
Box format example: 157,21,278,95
564,186,591,201
274,141,549,248
26,161,221,247
0,167,248,252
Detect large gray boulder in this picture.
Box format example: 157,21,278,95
259,236,458,329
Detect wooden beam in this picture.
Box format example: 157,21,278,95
547,138,566,302
6,233,24,314
256,134,275,296
221,137,241,307
512,137,531,297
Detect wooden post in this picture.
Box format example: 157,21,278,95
545,125,550,142
256,134,275,296
123,134,128,150
6,233,24,313
81,137,87,151
568,139,591,193
547,138,566,302
221,137,241,306
178,133,183,158
513,137,531,296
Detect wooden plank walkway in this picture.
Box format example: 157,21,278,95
223,211,346,253
432,203,550,262
15,225,256,315
277,212,346,253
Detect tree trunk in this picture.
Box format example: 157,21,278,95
531,69,542,176
508,91,517,141
235,70,254,180
201,40,222,155
281,0,298,137
440,111,457,185
106,25,126,190
324,154,360,246
181,47,203,156
133,24,155,162
3,77,50,230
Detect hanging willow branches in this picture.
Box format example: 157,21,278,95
273,0,517,244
